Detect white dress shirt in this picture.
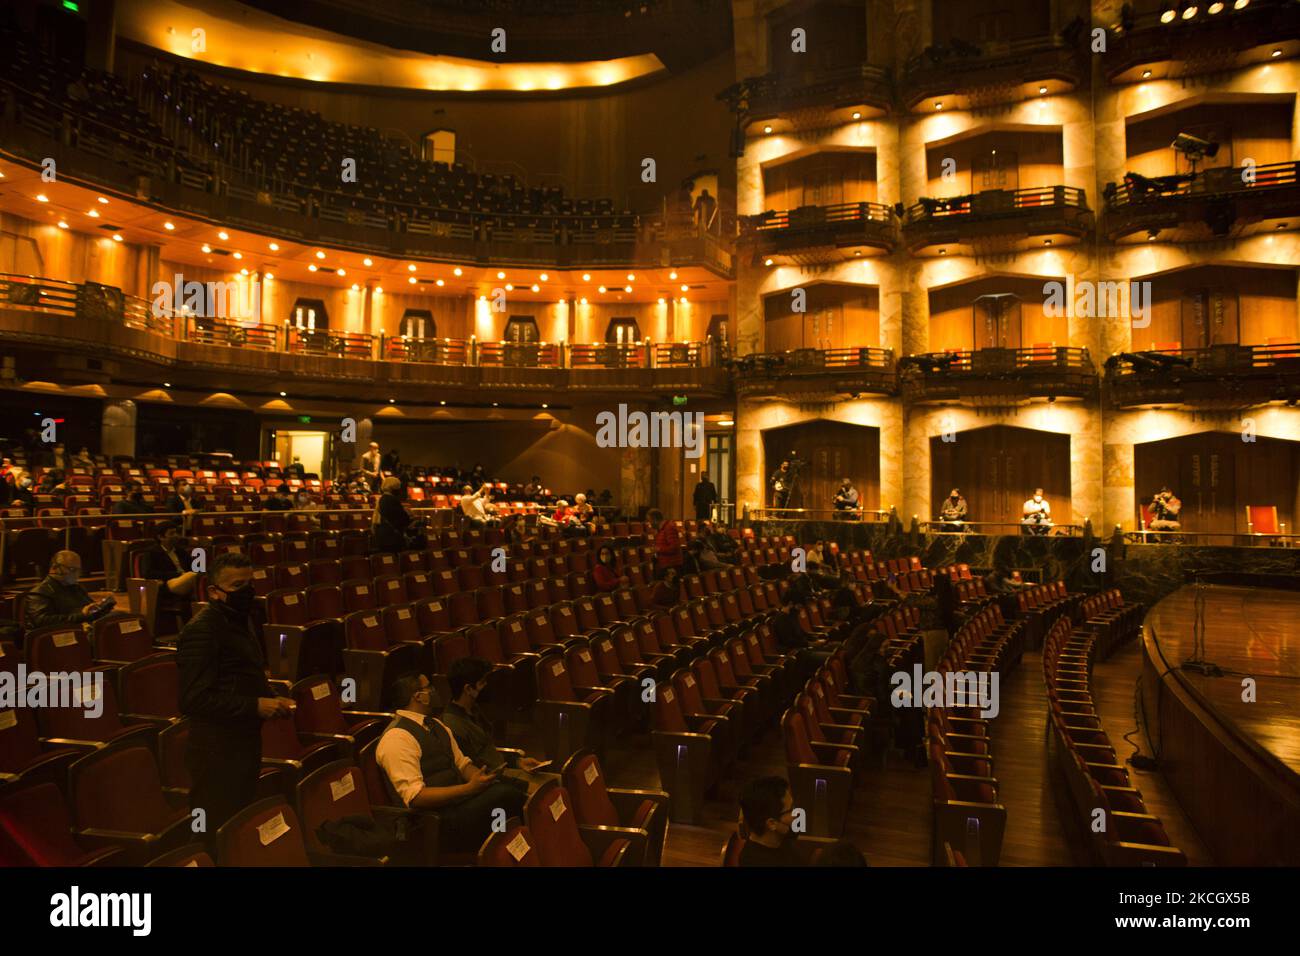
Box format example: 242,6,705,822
375,710,473,807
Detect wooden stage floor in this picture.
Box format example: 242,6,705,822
1144,584,1300,779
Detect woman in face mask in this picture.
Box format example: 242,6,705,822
592,545,625,592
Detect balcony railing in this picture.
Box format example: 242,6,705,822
900,346,1096,403
900,33,1085,110
739,200,898,259
1104,0,1300,83
718,62,893,130
0,273,721,382
1103,161,1300,241
1105,342,1300,408
902,185,1091,252
732,346,896,396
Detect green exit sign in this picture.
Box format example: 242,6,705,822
63,1,80,11
672,395,688,406
297,415,312,423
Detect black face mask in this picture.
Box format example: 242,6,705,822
219,584,256,616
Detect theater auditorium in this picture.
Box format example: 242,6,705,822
1,0,1298,878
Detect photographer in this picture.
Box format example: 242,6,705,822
938,488,968,531
769,460,793,509
1149,486,1182,532
1020,488,1052,535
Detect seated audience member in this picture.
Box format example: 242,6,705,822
166,479,203,520
737,777,803,867
375,673,526,852
24,549,115,632
524,475,544,500
43,442,69,471
652,565,685,607
439,658,549,787
687,536,728,572
374,476,417,553
112,480,153,515
8,470,35,511
72,446,94,468
650,508,682,571
938,488,968,530
814,840,868,867
592,545,625,592
37,468,69,497
702,521,738,559
550,499,583,537
141,519,199,624
460,483,500,529
571,493,598,534
1020,488,1052,535
832,477,859,518
263,484,293,511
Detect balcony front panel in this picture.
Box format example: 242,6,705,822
738,201,898,264
900,347,1097,405
902,186,1092,256
1103,162,1300,243
900,35,1086,113
1105,342,1300,409
731,346,896,400
718,64,893,136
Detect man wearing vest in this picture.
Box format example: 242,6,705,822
376,672,526,852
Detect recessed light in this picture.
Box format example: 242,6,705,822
440,400,446,405
315,251,325,260
539,273,548,282
598,286,607,293
408,264,416,272
201,244,211,253
240,268,249,276
36,193,50,202
1038,85,1048,94
657,297,665,305
268,242,278,251
582,273,591,281
938,248,946,255
505,283,514,291
163,221,175,231
624,285,632,293
668,271,677,280
57,221,68,229
626,273,635,281
232,252,242,260
1207,1,1224,12
363,257,373,267
265,273,274,280
764,258,774,266
1141,69,1152,78
436,279,444,287
163,382,171,388
935,101,943,110
1044,238,1053,245
337,268,345,277
279,391,287,397
541,403,548,409
453,267,463,276
1271,49,1282,57
497,271,506,279
389,398,395,404
97,197,108,205
679,296,688,304
851,111,861,120
763,125,772,134
218,231,229,241
408,276,416,284
375,287,383,295
112,234,122,242
309,264,317,272
351,283,360,291
1182,3,1199,20
680,284,688,292
532,284,541,292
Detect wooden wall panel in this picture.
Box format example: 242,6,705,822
925,130,1063,196
1126,102,1292,177
763,284,879,351
761,420,881,512
762,151,878,210
929,425,1072,525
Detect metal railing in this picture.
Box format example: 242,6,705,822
918,519,1083,536
740,200,894,235
902,33,1079,80
748,508,892,522
718,62,892,116
1105,161,1299,208
735,346,895,375
904,346,1095,374
1106,341,1300,376
905,185,1088,223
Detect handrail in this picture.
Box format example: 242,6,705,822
734,346,895,374
749,508,892,521
903,346,1095,373
718,62,892,113
902,33,1077,78
905,185,1088,223
740,200,894,234
1105,161,1299,208
1106,341,1300,376
918,520,1084,536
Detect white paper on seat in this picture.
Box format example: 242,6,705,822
257,812,290,846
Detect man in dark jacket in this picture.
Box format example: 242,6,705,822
112,480,153,515
141,520,199,629
692,473,718,522
177,551,293,833
24,550,115,632
439,657,547,783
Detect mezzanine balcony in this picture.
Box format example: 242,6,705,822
901,185,1092,256
900,346,1097,405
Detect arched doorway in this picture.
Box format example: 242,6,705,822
930,424,1071,527
761,420,880,512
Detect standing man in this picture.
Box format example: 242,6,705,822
360,441,382,491
693,472,719,523
770,461,792,510
177,551,293,834
648,508,683,572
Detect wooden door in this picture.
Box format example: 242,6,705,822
762,421,880,512
931,425,1071,526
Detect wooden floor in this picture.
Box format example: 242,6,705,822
1145,585,1300,778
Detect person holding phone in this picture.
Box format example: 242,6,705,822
439,658,551,791
23,550,115,633
376,672,527,852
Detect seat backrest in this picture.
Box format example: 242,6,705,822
94,615,153,662
70,744,177,834
216,798,311,866
28,627,94,674
560,751,620,828
524,781,593,866
781,706,818,764
478,824,540,867
292,676,346,734
295,760,374,852
119,654,181,719
0,782,86,866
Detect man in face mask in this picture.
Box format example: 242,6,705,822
439,657,549,788
112,479,152,515
142,520,199,630
177,551,293,835
23,550,115,632
1021,487,1052,535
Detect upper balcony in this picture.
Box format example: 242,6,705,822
899,33,1087,113
901,186,1093,256
1103,161,1300,243
0,79,733,277
0,274,731,401
737,201,898,264
730,346,896,401
1104,342,1300,409
1103,0,1300,85
717,63,893,137
899,346,1097,405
